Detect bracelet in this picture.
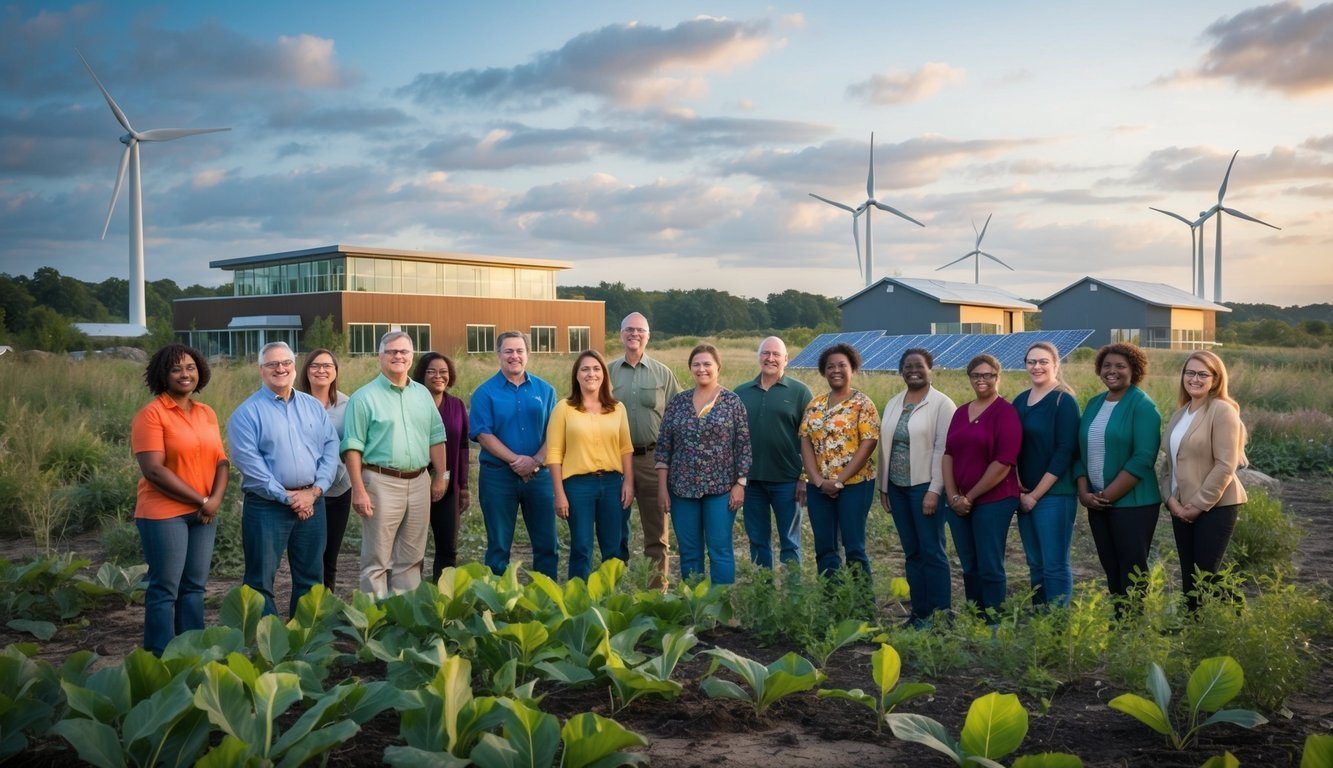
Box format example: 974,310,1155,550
200,495,210,507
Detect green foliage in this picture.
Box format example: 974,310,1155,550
817,643,935,732
805,618,875,668
1226,488,1302,578
74,562,148,606
559,712,649,768
0,644,65,760
1304,733,1333,768
730,564,877,652
700,648,825,717
0,553,100,638
887,691,1033,767
1108,656,1267,750
302,314,346,355
603,628,696,712
675,578,732,631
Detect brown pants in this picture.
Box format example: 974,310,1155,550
622,451,670,585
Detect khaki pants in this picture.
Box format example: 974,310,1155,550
359,471,430,598
630,452,670,585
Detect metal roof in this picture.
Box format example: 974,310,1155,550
209,244,573,271
838,277,1038,311
1043,277,1230,312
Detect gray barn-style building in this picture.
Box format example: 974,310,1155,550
1039,276,1229,350
839,277,1037,336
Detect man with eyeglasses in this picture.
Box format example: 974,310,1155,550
342,331,447,598
735,336,812,569
609,312,681,586
227,341,340,617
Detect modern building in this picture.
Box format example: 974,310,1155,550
838,277,1037,335
173,244,604,358
1039,276,1229,349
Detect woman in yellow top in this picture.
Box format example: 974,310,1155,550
800,343,881,577
547,349,635,581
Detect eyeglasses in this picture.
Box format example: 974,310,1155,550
381,349,413,357
759,351,785,358
1025,358,1052,367
621,327,648,335
969,372,998,382
424,368,449,377
261,359,295,370
307,363,335,371
1182,369,1213,380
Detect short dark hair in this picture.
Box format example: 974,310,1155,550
899,347,933,370
689,343,721,369
143,343,210,395
413,351,457,390
819,342,861,373
297,348,340,403
566,349,618,411
1095,342,1149,385
966,353,1001,376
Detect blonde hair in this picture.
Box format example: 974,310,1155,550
1176,350,1237,410
1026,341,1075,395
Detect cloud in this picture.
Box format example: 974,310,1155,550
1129,145,1333,192
399,17,773,109
1302,134,1333,153
1191,2,1333,95
846,63,966,105
266,104,413,133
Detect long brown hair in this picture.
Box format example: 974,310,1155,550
566,349,618,412
297,348,339,405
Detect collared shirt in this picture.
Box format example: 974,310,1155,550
228,388,340,504
469,370,556,467
131,394,227,520
341,374,446,471
735,374,812,482
609,353,682,447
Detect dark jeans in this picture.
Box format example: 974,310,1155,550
1016,494,1077,607
563,472,627,581
670,491,736,584
742,480,802,568
1087,504,1160,598
1173,503,1239,612
947,497,1018,614
806,481,875,577
429,486,462,582
477,463,559,578
138,512,216,655
322,490,352,592
887,482,951,620
242,492,326,618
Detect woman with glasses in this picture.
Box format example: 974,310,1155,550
412,352,471,580
942,354,1022,616
1013,342,1081,608
1075,343,1162,605
298,349,352,592
1161,351,1247,612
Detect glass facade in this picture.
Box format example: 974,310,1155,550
179,329,299,359
530,326,557,353
348,323,431,355
931,322,1001,335
568,326,591,353
232,256,556,300
467,325,496,353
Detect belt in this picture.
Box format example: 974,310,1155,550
363,464,427,480
285,484,315,491
632,442,657,456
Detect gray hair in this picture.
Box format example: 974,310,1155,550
378,330,413,354
259,341,292,361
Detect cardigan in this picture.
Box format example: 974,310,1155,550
1074,385,1162,508
1160,398,1248,510
876,386,957,495
1013,388,1080,496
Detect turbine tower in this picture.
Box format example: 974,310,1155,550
1198,150,1280,303
1148,207,1206,297
809,132,924,287
79,51,229,334
935,214,1013,284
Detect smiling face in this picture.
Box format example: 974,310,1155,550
1181,355,1216,403
1099,353,1132,395
968,362,999,399
1024,344,1057,389
690,349,720,388
620,313,650,358
758,337,787,379
260,346,296,396
305,352,337,391
823,353,854,391
167,354,199,398
379,338,414,379
900,353,930,391
577,354,604,394
423,358,450,396
497,335,528,378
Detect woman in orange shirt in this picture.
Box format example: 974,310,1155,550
131,344,229,655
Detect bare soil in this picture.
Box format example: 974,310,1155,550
5,477,1331,767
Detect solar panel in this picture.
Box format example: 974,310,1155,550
788,330,885,369
792,329,1095,372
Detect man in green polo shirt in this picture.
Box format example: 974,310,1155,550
735,336,812,568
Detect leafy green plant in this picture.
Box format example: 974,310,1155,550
817,643,934,732
0,644,65,760
74,562,148,606
887,691,1032,767
1225,488,1301,579
1108,656,1267,750
604,628,697,712
805,618,874,667
1304,733,1333,768
0,553,97,639
388,644,506,764
700,648,825,717
1199,752,1239,768
676,578,732,631
469,698,560,768
1011,755,1084,768
559,712,648,768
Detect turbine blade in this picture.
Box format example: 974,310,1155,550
101,143,131,240
937,253,973,270
852,216,863,279
866,132,875,200
1221,207,1281,230
1217,149,1239,203
77,50,135,135
872,201,925,227
983,253,1015,271
1149,207,1193,227
809,193,856,214
137,127,230,142
977,213,992,246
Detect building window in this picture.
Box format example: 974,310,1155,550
349,323,391,355
530,326,557,353
568,326,590,353
931,322,1000,335
401,324,431,354
1110,328,1141,346
467,325,496,354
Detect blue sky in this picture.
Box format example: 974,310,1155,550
3,1,1330,307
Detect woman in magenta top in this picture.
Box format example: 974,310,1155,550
942,354,1022,616
413,352,471,580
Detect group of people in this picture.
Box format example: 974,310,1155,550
132,321,1248,653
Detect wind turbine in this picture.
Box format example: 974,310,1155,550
935,214,1013,284
809,132,924,287
1148,206,1207,297
79,50,229,334
1198,150,1281,303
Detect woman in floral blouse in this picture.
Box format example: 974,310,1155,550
800,343,881,577
656,344,752,584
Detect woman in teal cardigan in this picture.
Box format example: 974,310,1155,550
1074,343,1162,602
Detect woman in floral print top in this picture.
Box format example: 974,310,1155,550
800,342,880,578
655,344,752,584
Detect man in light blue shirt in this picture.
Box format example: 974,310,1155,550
228,341,340,617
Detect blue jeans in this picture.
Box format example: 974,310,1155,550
887,482,951,620
670,492,736,584
806,481,875,576
478,463,559,578
742,480,802,568
138,512,216,655
242,492,326,618
1016,494,1077,607
563,472,627,581
947,497,1018,614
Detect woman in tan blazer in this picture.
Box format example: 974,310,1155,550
1161,350,1247,612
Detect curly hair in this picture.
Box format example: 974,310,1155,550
819,342,861,374
898,347,933,370
1095,342,1149,386
143,343,210,395
412,352,457,391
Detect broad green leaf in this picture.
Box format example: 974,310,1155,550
702,648,766,691
587,558,625,602
195,734,250,768
342,679,422,725
1185,656,1243,714
605,666,682,707
816,688,876,710
959,691,1028,760
470,699,559,768
536,660,597,686
1012,753,1085,768
384,745,474,767
219,585,266,645
497,620,551,662
883,682,936,711
1199,752,1239,768
120,676,197,749
48,718,126,768
872,643,902,699
256,614,292,666
1199,709,1268,729
1145,663,1172,719
274,719,359,768
455,696,509,757
525,571,567,616
888,576,911,599
432,653,474,753
560,712,648,768
289,583,342,631
161,626,245,664
122,648,171,704
6,619,56,640
1108,693,1172,736
224,652,260,688
155,709,214,768
1303,734,1333,768
270,682,355,755
700,677,749,702
758,653,825,714
193,662,259,746
60,679,121,724
886,713,961,762
253,671,304,747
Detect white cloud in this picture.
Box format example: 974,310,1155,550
846,63,966,105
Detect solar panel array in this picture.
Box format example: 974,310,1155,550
789,330,1094,372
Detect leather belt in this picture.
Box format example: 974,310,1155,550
364,464,427,480
632,442,656,457
285,484,315,491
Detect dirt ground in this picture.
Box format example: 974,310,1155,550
4,477,1331,767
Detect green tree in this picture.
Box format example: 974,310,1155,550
23,306,90,352
0,275,36,332
303,314,346,355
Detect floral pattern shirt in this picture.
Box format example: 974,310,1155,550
655,388,752,499
799,390,881,486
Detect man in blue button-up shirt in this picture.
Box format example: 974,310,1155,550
228,341,340,617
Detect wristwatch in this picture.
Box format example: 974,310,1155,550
736,477,748,487
833,480,845,491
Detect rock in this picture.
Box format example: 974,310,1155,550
1238,466,1281,498
101,346,148,363
19,350,54,362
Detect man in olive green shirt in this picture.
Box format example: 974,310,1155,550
609,311,681,585
342,331,447,598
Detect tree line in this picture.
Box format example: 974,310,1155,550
556,282,842,337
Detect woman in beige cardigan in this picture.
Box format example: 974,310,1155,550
1161,350,1247,612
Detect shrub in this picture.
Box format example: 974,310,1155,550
1226,488,1301,579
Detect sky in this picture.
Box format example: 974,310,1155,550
2,1,1331,310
